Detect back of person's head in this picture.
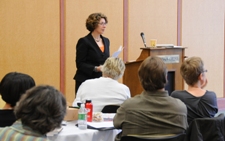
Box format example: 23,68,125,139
102,57,125,80
138,56,167,91
14,85,67,134
0,72,35,107
180,56,205,86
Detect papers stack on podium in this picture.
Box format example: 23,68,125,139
156,44,174,48
112,46,123,58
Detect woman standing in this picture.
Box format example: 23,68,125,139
74,13,110,96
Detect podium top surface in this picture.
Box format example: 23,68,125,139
140,46,187,50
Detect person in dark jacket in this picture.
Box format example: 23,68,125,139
74,12,110,96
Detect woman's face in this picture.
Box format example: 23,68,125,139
94,18,107,34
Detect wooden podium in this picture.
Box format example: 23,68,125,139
123,47,186,97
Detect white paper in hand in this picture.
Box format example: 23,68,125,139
112,46,123,58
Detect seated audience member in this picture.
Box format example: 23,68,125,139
0,85,67,141
0,72,35,127
171,56,218,124
113,56,188,141
73,57,131,112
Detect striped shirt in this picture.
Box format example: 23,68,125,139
0,120,49,141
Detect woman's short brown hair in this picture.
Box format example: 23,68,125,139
138,56,167,91
14,85,66,134
86,13,108,32
180,56,205,86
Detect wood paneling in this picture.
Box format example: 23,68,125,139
0,0,60,88
65,0,123,103
0,0,224,109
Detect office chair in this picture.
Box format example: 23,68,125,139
101,105,120,113
184,113,225,141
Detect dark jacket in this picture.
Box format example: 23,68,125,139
74,33,110,82
184,113,225,141
0,110,16,127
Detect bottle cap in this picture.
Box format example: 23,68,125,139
86,99,92,103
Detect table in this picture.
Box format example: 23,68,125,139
47,121,120,141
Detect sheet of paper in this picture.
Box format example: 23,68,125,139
112,46,123,58
102,113,115,121
87,121,114,128
47,127,63,136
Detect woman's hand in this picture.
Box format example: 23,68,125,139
201,78,208,88
95,65,102,72
97,65,102,72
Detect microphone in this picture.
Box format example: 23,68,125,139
140,32,147,47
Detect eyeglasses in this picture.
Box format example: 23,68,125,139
198,69,207,76
98,22,107,26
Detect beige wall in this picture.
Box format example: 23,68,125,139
0,0,224,106
128,0,178,60
127,0,225,98
65,0,123,103
0,1,60,106
182,0,225,97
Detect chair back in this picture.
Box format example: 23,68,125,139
120,133,186,141
184,113,225,141
101,105,120,113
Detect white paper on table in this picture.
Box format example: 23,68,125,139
112,46,123,58
102,113,115,121
47,127,63,136
87,121,114,128
87,121,114,129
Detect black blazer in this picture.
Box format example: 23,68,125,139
74,33,110,82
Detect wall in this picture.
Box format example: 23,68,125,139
128,0,178,61
0,0,224,107
0,0,60,105
182,0,224,97
65,0,123,104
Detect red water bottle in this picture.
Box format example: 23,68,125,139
85,99,93,122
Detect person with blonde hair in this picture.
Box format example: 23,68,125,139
171,56,218,124
73,57,130,112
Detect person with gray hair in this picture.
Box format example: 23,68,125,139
0,85,67,141
73,57,130,112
